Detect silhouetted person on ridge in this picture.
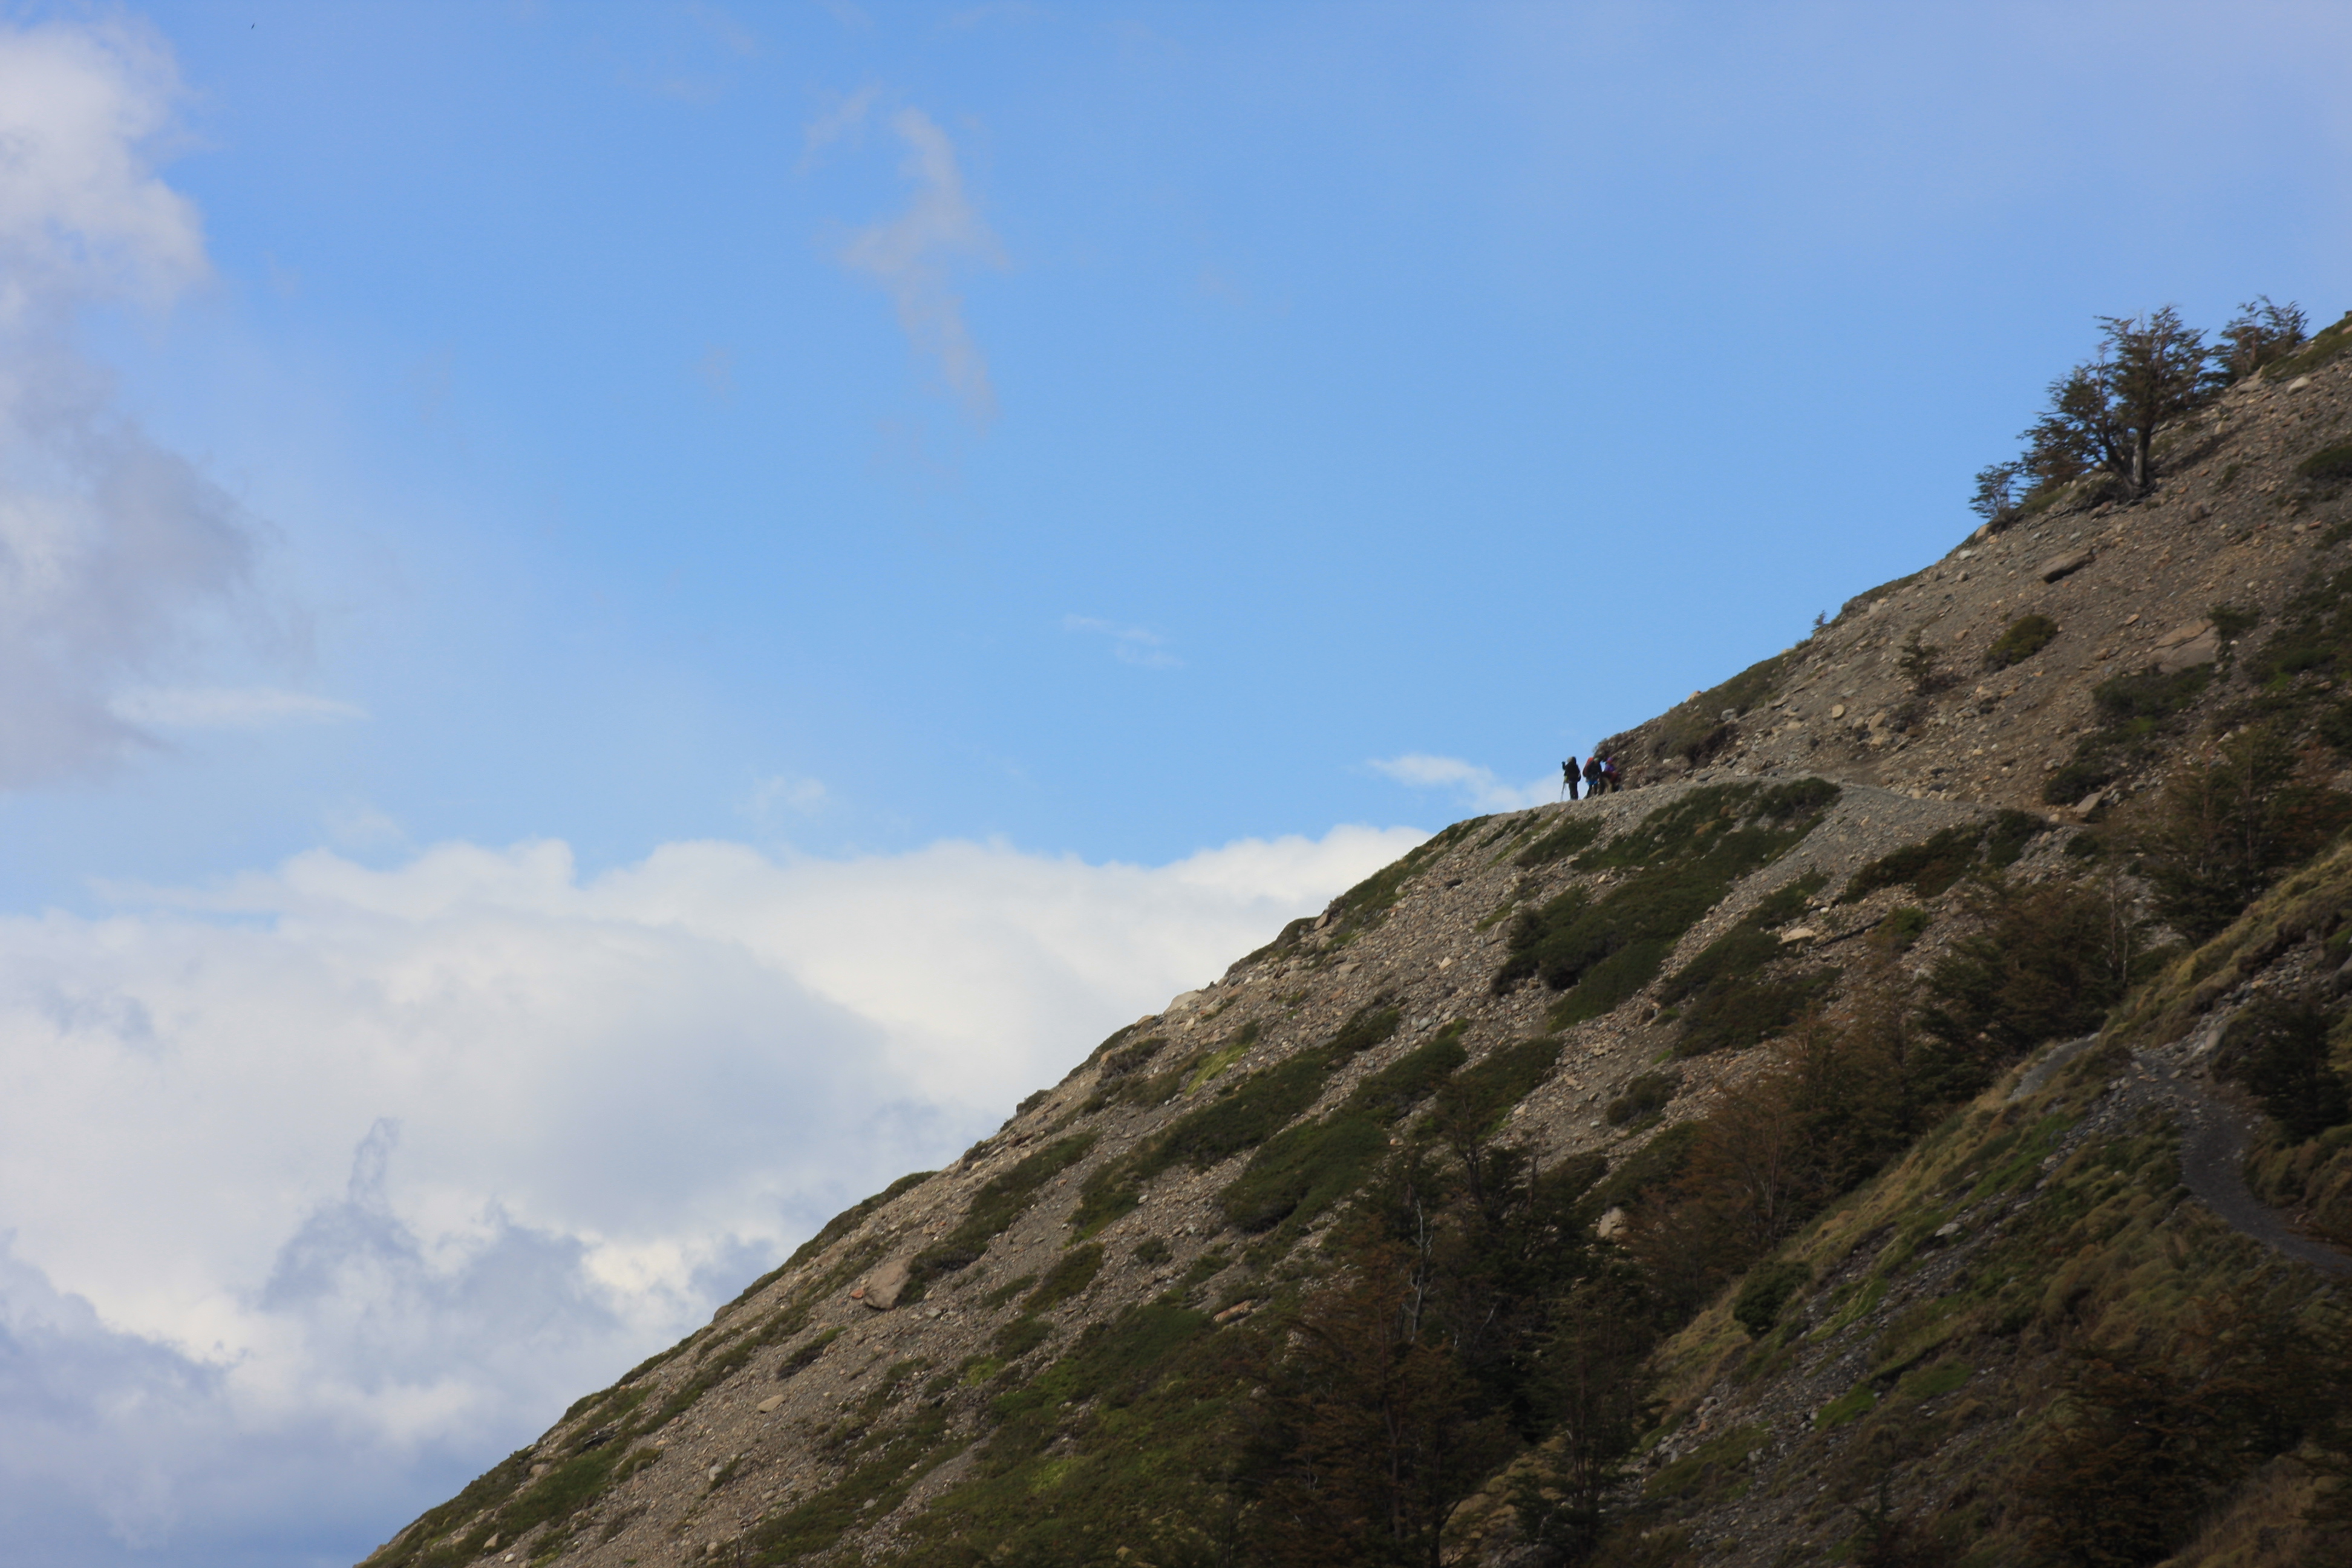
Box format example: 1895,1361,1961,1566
1561,757,1580,801
1584,756,1606,796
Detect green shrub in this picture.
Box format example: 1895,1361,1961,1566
1515,815,1602,869
1984,613,2059,670
2298,442,2352,485
2215,996,2352,1140
907,1133,1098,1289
1875,906,1931,953
1131,1235,1171,1267
1024,1245,1105,1312
1841,825,1983,903
1428,1035,1564,1143
1731,1259,1811,1337
2092,664,2213,724
1604,1070,1679,1126
1671,971,1835,1057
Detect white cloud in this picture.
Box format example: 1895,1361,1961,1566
0,16,283,790
835,107,1006,421
746,771,828,818
1064,613,1182,669
1367,752,1560,812
108,686,365,730
0,821,1421,1561
0,17,204,324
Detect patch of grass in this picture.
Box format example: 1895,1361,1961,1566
1220,1026,1471,1237
2299,442,2352,486
1840,825,1985,903
979,1275,1037,1310
1495,785,1841,1025
1131,1235,1171,1267
1815,1384,1879,1431
1645,1423,1768,1500
1429,1034,1564,1142
1671,971,1836,1057
906,1132,1099,1292
1651,653,1792,764
1731,1259,1811,1338
1895,1359,1973,1403
1183,1022,1259,1092
1875,906,1931,955
1606,1070,1680,1126
1515,815,1602,869
1024,1245,1105,1312
776,1327,842,1379
1983,613,2058,670
1585,1120,1700,1218
1073,1004,1403,1236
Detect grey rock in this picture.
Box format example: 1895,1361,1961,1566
860,1256,912,1311
2039,546,2095,583
2155,629,2220,675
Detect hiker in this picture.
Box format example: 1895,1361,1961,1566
1583,756,1606,796
1602,756,1622,793
1561,756,1580,801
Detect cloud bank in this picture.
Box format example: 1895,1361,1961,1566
0,821,1422,1564
0,16,301,788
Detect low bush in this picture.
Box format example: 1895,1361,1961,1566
1984,613,2059,670
1604,1071,1679,1126
2299,442,2352,486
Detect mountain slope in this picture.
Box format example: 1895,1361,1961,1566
365,321,2352,1568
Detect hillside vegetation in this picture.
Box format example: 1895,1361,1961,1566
367,309,2352,1568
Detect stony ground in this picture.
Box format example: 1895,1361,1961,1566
369,339,2352,1568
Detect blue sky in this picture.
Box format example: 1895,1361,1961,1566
0,3,2346,1564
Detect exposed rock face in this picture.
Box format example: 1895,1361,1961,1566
361,327,2352,1568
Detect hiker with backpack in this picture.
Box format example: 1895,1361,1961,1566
1601,756,1622,793
1561,757,1581,801
1583,756,1606,796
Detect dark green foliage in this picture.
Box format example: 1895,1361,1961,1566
1605,1070,1679,1126
1584,1121,1700,1217
1429,1036,1564,1146
1984,614,2058,670
2094,664,2213,724
1073,1004,1402,1236
2215,295,2310,384
1898,629,1955,695
1650,653,1791,764
2129,725,2352,942
2017,307,2209,497
2299,442,2352,486
2209,602,2259,642
1131,1235,1171,1267
776,1327,841,1379
1218,1114,1391,1235
769,1169,933,1282
1024,1244,1104,1312
2020,1296,2352,1568
2250,566,2352,696
978,1272,1037,1308
1097,1034,1168,1081
1671,972,1835,1057
1731,1258,1811,1337
906,1133,1098,1290
1493,783,1840,1025
1514,814,1601,869
1661,872,1832,1055
1876,906,1932,953
2216,996,2351,1140
2043,665,2216,805
1985,809,2048,867
1218,1027,1469,1238
887,1302,1227,1568
1842,826,1986,903
1916,878,2144,1106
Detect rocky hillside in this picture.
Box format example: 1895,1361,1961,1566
364,316,2352,1568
